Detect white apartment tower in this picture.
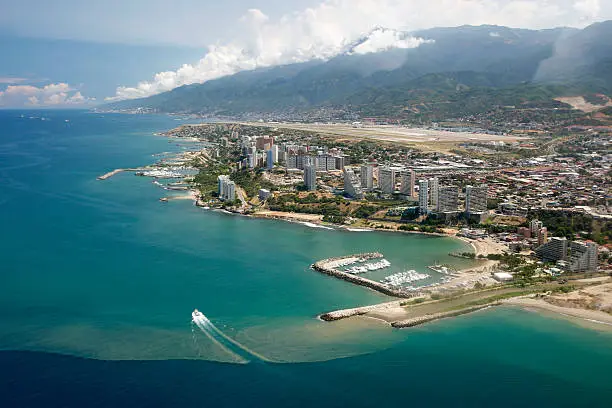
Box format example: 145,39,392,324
344,167,364,199
217,175,236,201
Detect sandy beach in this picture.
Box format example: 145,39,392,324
504,296,612,327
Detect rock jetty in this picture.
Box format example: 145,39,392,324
390,303,501,328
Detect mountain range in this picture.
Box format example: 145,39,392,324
106,22,612,119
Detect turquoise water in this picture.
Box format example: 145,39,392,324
1,110,611,407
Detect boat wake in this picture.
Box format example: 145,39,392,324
191,309,272,363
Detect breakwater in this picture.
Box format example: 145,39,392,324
320,301,403,322
312,253,422,299
390,303,501,328
97,168,143,180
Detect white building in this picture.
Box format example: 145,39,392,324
360,165,374,191
304,164,317,191
437,186,459,213
530,219,543,237
258,189,271,201
569,241,598,272
418,179,429,214
428,177,439,207
217,175,236,201
344,167,364,199
465,185,488,214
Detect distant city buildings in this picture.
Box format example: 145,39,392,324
217,175,236,201
465,185,488,215
304,163,317,191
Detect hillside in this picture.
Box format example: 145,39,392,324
106,22,612,120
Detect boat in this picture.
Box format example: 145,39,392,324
192,309,204,321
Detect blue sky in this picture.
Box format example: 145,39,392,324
1,0,611,107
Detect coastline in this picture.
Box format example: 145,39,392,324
504,296,612,326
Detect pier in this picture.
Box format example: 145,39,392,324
97,168,142,180
312,253,422,299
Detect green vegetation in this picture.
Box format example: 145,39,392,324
193,164,231,198
230,170,276,198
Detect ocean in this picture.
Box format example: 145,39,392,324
0,110,610,407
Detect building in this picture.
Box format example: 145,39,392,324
530,219,543,237
535,237,568,263
304,164,317,191
569,241,598,272
344,167,364,199
258,189,271,201
537,227,548,247
418,179,429,214
256,136,274,150
400,169,415,197
318,154,338,171
436,186,459,213
465,185,488,214
266,149,275,170
380,167,399,194
271,145,279,164
360,165,374,191
428,177,439,207
217,175,236,201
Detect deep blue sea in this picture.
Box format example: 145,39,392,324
1,110,611,407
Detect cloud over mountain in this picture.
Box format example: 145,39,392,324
107,0,609,102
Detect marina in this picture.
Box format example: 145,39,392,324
381,270,430,287
346,259,391,274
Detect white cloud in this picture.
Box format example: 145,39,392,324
574,0,601,20
0,83,95,107
108,0,607,102
0,77,28,84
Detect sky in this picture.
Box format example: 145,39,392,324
1,0,611,107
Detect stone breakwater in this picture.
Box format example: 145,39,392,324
390,303,501,328
320,301,403,322
312,253,422,300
